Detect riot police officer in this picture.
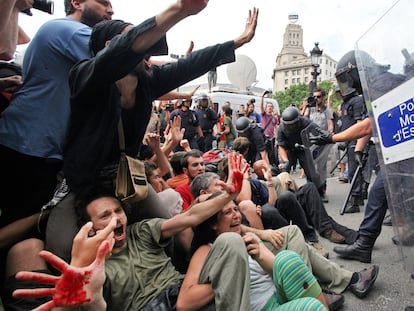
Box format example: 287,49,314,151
277,106,331,196
335,51,370,213
235,116,269,166
169,98,203,151
194,92,218,152
311,49,412,263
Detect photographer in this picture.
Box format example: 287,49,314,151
303,88,334,202
260,90,279,168
245,98,262,123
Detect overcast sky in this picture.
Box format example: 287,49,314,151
18,0,398,90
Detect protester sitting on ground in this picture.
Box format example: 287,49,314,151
174,149,206,211
166,151,189,189
144,160,182,218
179,196,329,310
178,192,379,310
188,171,379,306
216,156,294,233
275,172,358,245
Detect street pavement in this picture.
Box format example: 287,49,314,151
293,168,414,311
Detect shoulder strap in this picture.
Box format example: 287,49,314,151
117,118,126,153
263,116,273,131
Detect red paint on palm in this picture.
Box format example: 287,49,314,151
232,171,244,192
53,269,91,305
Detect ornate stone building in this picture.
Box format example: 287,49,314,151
272,15,337,93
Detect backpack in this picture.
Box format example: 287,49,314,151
203,148,231,173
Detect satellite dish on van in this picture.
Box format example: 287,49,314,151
226,54,257,91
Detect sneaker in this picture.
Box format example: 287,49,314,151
321,229,346,244
321,194,329,203
308,241,329,258
322,288,345,311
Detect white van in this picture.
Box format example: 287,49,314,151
206,91,280,119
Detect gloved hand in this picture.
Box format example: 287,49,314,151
309,131,333,145
355,151,364,166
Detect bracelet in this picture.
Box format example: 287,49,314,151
266,182,274,187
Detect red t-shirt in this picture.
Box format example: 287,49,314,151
175,183,194,211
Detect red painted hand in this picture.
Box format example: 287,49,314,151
13,240,111,311
226,152,249,193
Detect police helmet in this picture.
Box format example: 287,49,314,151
195,92,209,105
236,116,252,133
281,106,300,125
335,50,388,98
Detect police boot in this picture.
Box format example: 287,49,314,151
361,182,369,200
344,195,361,213
333,235,375,263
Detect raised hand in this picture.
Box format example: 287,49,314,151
234,7,259,49
226,152,249,193
13,240,112,311
143,132,161,150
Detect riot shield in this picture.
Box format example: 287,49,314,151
356,0,414,273
300,123,326,190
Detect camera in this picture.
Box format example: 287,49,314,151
22,0,54,16
307,96,317,107
166,102,174,112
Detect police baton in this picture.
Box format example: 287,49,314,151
340,163,362,215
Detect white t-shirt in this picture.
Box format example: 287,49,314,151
249,256,275,311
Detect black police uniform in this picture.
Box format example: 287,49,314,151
194,106,218,152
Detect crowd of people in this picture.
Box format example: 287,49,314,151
1,0,411,310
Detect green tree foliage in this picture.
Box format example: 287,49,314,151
273,80,341,114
